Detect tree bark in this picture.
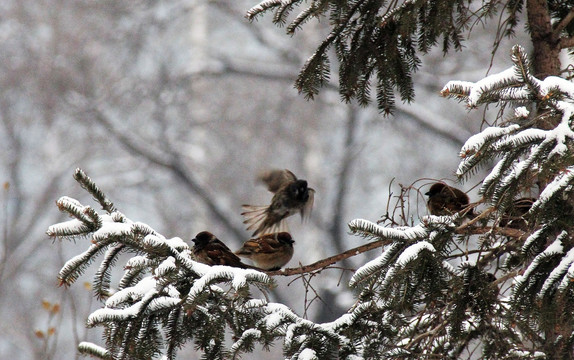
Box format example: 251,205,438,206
526,0,561,78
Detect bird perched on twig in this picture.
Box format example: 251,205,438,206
242,169,315,236
235,232,295,271
191,231,255,269
425,182,475,218
500,197,535,230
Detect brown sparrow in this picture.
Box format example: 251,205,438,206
235,232,295,271
191,231,254,269
242,169,315,236
500,197,535,230
425,182,475,218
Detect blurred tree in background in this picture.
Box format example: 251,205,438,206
2,0,573,359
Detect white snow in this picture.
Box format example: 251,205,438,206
232,273,247,290
395,241,435,268
298,348,318,360
460,125,519,156
514,106,529,118
155,256,177,277
230,329,263,354
349,219,429,240
147,296,180,312
92,222,133,242
540,247,574,297
516,236,565,291
106,276,157,307
125,255,152,269
467,68,516,107
186,266,269,304
47,219,88,236
560,261,574,291
263,312,285,331
536,167,574,207
540,76,574,99
350,243,402,287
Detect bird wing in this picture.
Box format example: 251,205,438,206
258,169,297,193
256,236,285,253
235,239,261,256
205,241,243,265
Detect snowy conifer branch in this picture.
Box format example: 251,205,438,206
442,46,574,210
78,342,110,359
52,196,101,233
48,171,285,359
348,218,432,241
73,168,116,213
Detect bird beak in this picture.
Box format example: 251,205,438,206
424,191,431,196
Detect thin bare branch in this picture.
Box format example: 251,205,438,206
266,238,389,276
267,219,527,276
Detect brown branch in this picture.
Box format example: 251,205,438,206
266,239,390,276
407,320,449,347
553,9,574,38
456,225,527,240
560,36,574,50
266,219,528,276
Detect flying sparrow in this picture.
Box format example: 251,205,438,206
425,182,475,218
191,231,254,269
242,169,315,236
235,232,295,271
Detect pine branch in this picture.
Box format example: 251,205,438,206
78,342,111,359
266,216,527,277
74,168,116,214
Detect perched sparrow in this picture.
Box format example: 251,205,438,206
425,182,475,218
242,169,315,236
191,231,254,269
500,197,535,230
235,232,295,271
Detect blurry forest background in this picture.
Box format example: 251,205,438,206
0,0,544,359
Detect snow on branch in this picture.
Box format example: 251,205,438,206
539,247,574,299
348,218,431,241
349,243,404,287
78,342,110,359
442,45,574,206
512,235,566,305
185,266,272,305
459,125,520,158
48,170,285,358
531,165,574,211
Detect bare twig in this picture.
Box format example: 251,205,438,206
266,219,527,277
266,239,389,276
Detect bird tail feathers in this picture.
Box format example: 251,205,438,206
241,204,288,236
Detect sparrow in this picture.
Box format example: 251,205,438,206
242,169,315,236
191,231,254,269
235,232,295,271
500,197,535,230
425,182,475,218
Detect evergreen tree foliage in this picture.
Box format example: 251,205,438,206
49,43,574,358
247,0,574,113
